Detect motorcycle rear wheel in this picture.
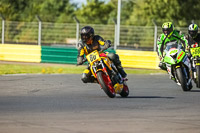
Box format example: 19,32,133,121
97,71,116,98
120,82,129,97
176,67,190,91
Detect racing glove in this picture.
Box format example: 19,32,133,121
77,56,84,65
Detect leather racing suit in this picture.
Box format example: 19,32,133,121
77,35,127,83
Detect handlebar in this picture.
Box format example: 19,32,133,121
82,58,87,63
76,57,87,66
76,49,108,66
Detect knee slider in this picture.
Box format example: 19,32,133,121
81,73,89,83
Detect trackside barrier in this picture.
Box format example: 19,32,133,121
0,44,116,64
0,44,159,69
41,46,78,64
41,46,116,64
116,50,160,69
0,44,41,62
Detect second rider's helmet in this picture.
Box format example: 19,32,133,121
188,23,198,38
162,22,174,38
80,26,94,44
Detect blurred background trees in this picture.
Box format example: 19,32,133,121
1,0,200,49
1,0,200,26
0,0,76,22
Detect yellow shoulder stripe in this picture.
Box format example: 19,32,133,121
84,47,88,55
80,49,85,56
98,40,105,45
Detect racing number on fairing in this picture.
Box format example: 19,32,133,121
195,48,200,53
86,50,100,63
89,54,96,62
190,47,200,57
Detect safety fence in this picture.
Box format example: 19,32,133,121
1,20,198,51
0,20,177,51
0,44,159,69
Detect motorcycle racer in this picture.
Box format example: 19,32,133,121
184,24,200,72
184,23,200,50
77,26,127,83
185,23,200,46
157,22,188,71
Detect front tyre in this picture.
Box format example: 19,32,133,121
196,65,200,88
176,67,190,91
97,71,116,98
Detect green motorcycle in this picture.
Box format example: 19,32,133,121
190,43,200,88
162,41,192,91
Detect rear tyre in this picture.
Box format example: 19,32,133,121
97,71,116,98
196,65,200,88
120,82,129,97
176,67,190,91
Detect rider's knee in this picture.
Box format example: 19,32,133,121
81,73,96,83
81,73,89,83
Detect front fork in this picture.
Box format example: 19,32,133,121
192,57,200,79
175,64,192,86
167,64,189,80
192,58,196,79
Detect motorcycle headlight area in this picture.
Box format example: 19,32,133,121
170,53,178,59
92,61,103,69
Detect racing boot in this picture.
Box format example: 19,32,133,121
158,62,167,71
89,76,98,83
169,74,178,83
114,82,123,94
170,75,176,81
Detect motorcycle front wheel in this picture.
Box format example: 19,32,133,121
196,65,200,88
97,71,116,98
176,67,190,91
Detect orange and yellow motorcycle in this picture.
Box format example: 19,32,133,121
84,50,129,98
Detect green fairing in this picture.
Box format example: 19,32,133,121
164,50,185,64
170,49,178,54
164,56,175,64
176,51,185,63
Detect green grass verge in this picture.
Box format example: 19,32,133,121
0,63,166,75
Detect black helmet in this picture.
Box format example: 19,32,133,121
188,24,198,38
80,26,94,43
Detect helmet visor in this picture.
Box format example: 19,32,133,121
189,30,198,38
163,28,172,35
81,33,90,43
163,28,169,35
162,27,173,37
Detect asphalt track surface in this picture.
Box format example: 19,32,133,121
0,74,200,133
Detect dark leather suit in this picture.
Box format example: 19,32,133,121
77,35,127,83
